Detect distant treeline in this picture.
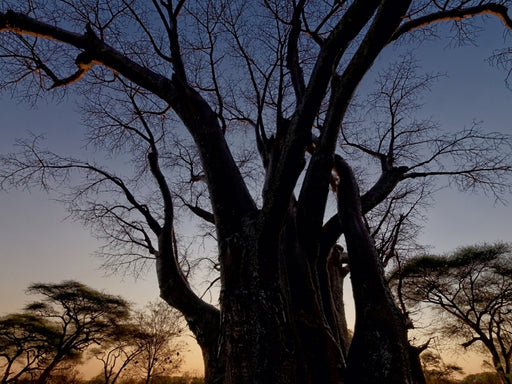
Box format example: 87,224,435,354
425,371,501,384
0,281,189,384
14,375,204,384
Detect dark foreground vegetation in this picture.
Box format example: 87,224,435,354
8,372,504,384
0,282,187,384
2,372,503,384
13,375,204,384
425,372,501,384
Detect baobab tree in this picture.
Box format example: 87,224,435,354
0,1,511,383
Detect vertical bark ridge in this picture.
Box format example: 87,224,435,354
219,228,296,384
280,210,346,383
336,155,415,384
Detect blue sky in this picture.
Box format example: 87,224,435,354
0,12,511,376
0,99,159,313
407,19,512,252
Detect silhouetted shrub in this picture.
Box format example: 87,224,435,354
459,372,501,384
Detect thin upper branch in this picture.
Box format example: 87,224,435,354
286,0,307,102
391,3,512,42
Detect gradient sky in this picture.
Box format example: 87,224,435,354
0,14,511,377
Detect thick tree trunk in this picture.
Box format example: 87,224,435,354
409,346,428,384
218,212,349,384
201,343,224,384
336,156,418,384
35,355,62,384
188,168,426,384
281,212,346,384
215,185,426,383
219,229,297,384
160,290,224,384
208,159,425,384
220,288,296,384
492,351,512,384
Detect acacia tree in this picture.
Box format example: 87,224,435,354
129,301,185,384
23,281,130,384
90,323,145,384
90,301,184,384
1,2,512,384
419,351,464,384
0,314,56,384
396,243,512,384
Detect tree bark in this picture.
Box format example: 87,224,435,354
219,228,296,384
217,206,352,384
35,355,62,384
336,156,418,384
282,211,346,384
325,245,351,358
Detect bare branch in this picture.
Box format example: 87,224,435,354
391,3,512,42
286,0,306,102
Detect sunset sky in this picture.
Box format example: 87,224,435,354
0,15,511,377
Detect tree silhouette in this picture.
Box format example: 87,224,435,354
0,313,56,384
129,301,185,384
23,281,130,384
90,323,145,384
90,301,185,384
396,243,512,384
0,2,512,383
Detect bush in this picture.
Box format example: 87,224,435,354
424,370,456,384
459,372,501,384
117,376,204,384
